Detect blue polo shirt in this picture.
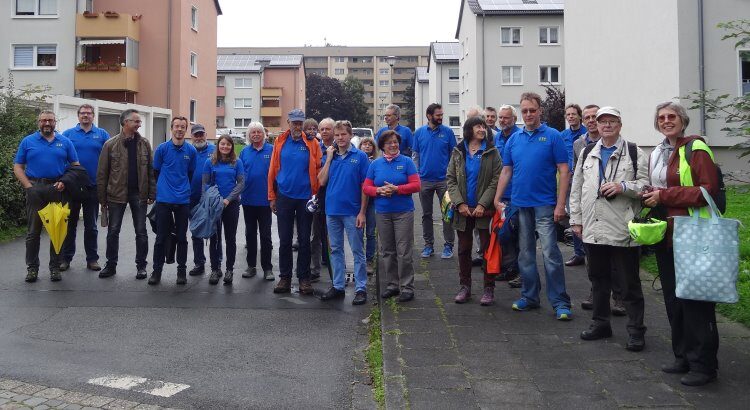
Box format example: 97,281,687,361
412,124,456,182
239,143,273,206
494,125,521,201
276,136,311,200
203,158,244,199
375,124,413,156
561,125,587,172
366,155,418,214
502,124,567,207
14,131,79,179
325,146,369,216
190,143,216,202
153,140,198,204
62,124,109,185
464,140,486,207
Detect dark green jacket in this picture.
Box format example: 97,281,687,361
446,139,501,231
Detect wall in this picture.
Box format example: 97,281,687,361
263,67,305,128
457,1,479,120
221,71,261,135
429,61,461,137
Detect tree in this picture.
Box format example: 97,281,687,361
342,75,370,128
305,74,352,121
685,19,750,166
403,75,416,130
541,84,566,132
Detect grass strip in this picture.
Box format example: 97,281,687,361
365,306,385,408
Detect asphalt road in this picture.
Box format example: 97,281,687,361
0,209,372,409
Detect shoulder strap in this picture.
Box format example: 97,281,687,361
580,142,596,166
627,141,637,176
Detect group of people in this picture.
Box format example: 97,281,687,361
13,92,722,386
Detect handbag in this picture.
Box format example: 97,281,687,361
673,187,741,303
628,208,667,245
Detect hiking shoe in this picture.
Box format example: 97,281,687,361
381,288,400,299
87,261,101,271
580,324,612,340
299,279,313,295
99,264,116,278
352,291,367,305
366,260,375,275
454,286,471,304
626,334,645,352
147,271,161,285
611,299,627,316
512,298,539,311
274,277,292,293
556,307,572,321
680,371,717,387
59,261,70,271
581,289,594,310
480,287,495,306
320,287,345,301
242,267,256,278
209,269,221,285
50,270,62,282
223,269,234,285
189,265,205,276
420,245,434,258
263,269,275,281
441,244,454,259
176,271,187,285
508,275,523,288
135,268,148,280
25,269,38,283
397,291,414,303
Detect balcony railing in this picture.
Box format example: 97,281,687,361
76,13,141,40
75,66,138,92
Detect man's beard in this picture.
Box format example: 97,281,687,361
41,126,54,136
193,141,207,149
291,130,302,139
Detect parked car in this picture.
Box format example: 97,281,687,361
351,128,373,149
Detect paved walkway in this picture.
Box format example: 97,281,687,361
378,208,750,409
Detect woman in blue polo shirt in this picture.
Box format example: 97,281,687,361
363,130,421,303
203,135,245,285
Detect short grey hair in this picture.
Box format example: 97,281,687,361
385,104,401,118
119,109,139,126
246,121,267,141
319,117,335,128
653,101,690,132
465,105,485,120
37,110,56,121
498,104,518,120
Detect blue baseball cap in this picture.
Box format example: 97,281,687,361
288,109,305,122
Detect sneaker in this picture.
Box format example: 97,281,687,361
50,270,62,282
274,277,292,293
299,279,313,295
223,269,234,285
263,269,275,281
135,268,148,280
366,260,375,275
59,261,70,272
25,269,39,283
507,275,523,289
87,261,101,271
556,307,572,321
147,271,161,285
454,286,471,304
440,244,454,259
176,271,187,285
625,334,645,352
480,287,495,306
209,269,222,285
189,265,205,276
242,267,256,278
581,289,594,310
611,299,627,317
680,371,717,387
420,245,434,258
511,298,539,311
580,324,612,340
99,264,117,278
352,291,367,305
320,287,345,301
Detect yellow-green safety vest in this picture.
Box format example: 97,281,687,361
678,140,716,218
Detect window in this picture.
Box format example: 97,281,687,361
378,92,388,99
216,117,225,127
501,27,522,45
335,57,345,63
234,98,252,108
234,78,252,88
190,6,198,31
501,66,523,85
15,0,57,16
740,50,750,95
12,44,56,69
189,52,198,77
334,68,345,75
217,76,225,87
539,65,560,84
379,68,389,75
84,0,93,12
189,100,197,122
539,27,559,45
216,97,224,107
379,80,389,86
448,68,459,80
379,103,388,109
448,93,459,104
235,118,252,127
449,117,460,127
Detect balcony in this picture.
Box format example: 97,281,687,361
217,86,225,97
392,72,414,80
261,87,282,97
76,12,141,41
261,107,282,117
216,106,225,117
347,61,373,69
75,66,138,92
391,83,408,92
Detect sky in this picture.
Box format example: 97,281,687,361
217,0,462,47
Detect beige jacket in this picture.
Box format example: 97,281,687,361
569,137,649,247
97,132,156,204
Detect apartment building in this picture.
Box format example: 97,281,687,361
456,0,564,119
414,67,429,129
217,54,305,136
219,46,429,129
428,42,461,137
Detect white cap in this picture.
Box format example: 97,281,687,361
596,106,621,119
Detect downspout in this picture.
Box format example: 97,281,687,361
698,0,706,135
481,13,486,107
166,0,173,108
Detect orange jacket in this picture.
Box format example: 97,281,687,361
484,210,504,275
267,130,322,201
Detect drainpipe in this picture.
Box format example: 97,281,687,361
698,0,706,136
166,0,173,108
481,13,486,107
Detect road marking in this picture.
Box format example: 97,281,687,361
88,375,189,397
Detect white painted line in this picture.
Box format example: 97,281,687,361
88,374,189,398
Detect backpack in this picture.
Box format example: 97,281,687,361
189,184,224,239
580,141,638,176
680,140,726,214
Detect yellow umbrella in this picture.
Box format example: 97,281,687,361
37,202,70,255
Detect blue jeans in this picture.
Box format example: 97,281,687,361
62,186,99,263
365,203,377,262
276,194,312,280
517,205,570,309
327,215,367,293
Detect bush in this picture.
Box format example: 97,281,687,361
0,75,47,231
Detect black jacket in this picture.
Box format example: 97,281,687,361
60,165,93,202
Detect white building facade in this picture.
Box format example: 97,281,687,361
428,42,462,137
414,66,429,130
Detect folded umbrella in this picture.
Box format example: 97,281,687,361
38,202,70,255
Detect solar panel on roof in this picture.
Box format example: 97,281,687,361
477,0,563,11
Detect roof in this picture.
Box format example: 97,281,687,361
214,0,222,15
456,0,564,38
416,67,429,83
431,42,460,62
216,54,304,72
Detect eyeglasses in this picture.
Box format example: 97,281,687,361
657,113,678,123
597,120,620,126
79,112,94,116
39,119,56,123
126,119,142,124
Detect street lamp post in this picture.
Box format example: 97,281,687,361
386,56,397,126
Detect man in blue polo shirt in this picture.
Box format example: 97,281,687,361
493,92,572,321
13,110,80,282
317,120,370,305
413,103,456,259
60,104,110,272
187,123,215,277
375,104,413,157
561,104,588,173
149,116,198,285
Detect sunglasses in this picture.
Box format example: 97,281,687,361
657,113,678,123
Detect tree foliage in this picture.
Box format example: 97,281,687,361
306,74,370,127
403,75,416,130
541,84,566,132
342,75,370,128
